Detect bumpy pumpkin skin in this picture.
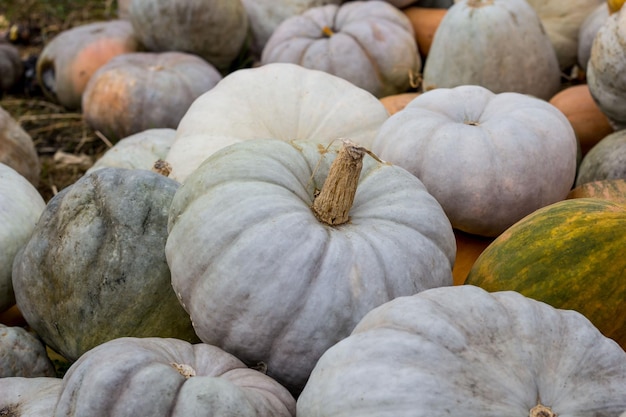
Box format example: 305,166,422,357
54,337,296,417
166,63,390,183
12,168,199,362
86,128,176,174
0,105,41,186
261,1,421,98
370,85,578,237
166,139,456,394
587,7,626,129
423,0,561,100
576,129,626,186
0,377,62,416
466,198,626,349
128,0,248,72
0,163,46,312
297,286,626,416
82,52,222,141
0,324,56,377
36,20,140,110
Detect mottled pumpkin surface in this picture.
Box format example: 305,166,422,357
466,198,626,348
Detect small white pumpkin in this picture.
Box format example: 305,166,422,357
587,6,626,129
423,0,561,100
165,63,389,182
370,85,578,237
577,3,610,71
0,163,46,312
261,1,421,98
0,377,62,416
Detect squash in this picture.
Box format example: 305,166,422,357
549,84,614,156
422,0,561,101
587,6,626,129
0,377,62,416
0,105,40,186
86,128,176,174
0,163,46,313
525,0,605,70
260,1,421,98
165,63,389,183
297,285,626,416
370,84,578,237
12,168,199,362
36,20,140,110
0,324,56,377
402,7,447,57
465,198,626,349
576,129,626,186
127,0,249,72
567,178,626,204
241,0,343,57
577,3,609,72
166,139,456,394
55,337,296,417
0,41,23,94
82,51,222,141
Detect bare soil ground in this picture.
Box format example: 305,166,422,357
1,0,118,201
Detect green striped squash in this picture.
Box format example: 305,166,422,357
466,197,626,349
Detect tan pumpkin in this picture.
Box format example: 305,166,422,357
380,92,420,115
452,229,493,286
36,20,140,109
549,84,614,156
402,7,447,57
82,51,222,141
567,178,626,204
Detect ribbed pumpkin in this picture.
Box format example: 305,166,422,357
466,197,626,349
166,139,455,394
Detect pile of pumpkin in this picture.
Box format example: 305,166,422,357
2,0,626,415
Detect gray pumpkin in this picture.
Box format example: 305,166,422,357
12,168,198,362
576,129,626,186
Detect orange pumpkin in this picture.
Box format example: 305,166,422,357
549,84,614,156
452,229,494,286
380,92,420,115
0,304,27,327
402,7,447,57
567,178,626,204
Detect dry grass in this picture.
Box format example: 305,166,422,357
1,0,119,201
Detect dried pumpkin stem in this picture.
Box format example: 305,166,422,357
529,403,557,417
321,26,335,37
312,140,365,226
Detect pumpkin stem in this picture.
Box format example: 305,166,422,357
171,362,196,379
529,403,557,417
466,0,494,7
312,140,366,226
152,159,172,177
321,26,335,37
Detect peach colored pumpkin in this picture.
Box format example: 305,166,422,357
380,92,420,115
82,51,222,141
549,84,614,156
402,7,447,57
567,178,626,205
36,20,140,109
452,229,494,286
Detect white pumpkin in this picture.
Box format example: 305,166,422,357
370,85,578,237
0,377,62,416
0,163,46,312
165,63,389,182
424,0,561,100
587,5,626,129
577,2,610,71
297,285,626,416
525,0,604,70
